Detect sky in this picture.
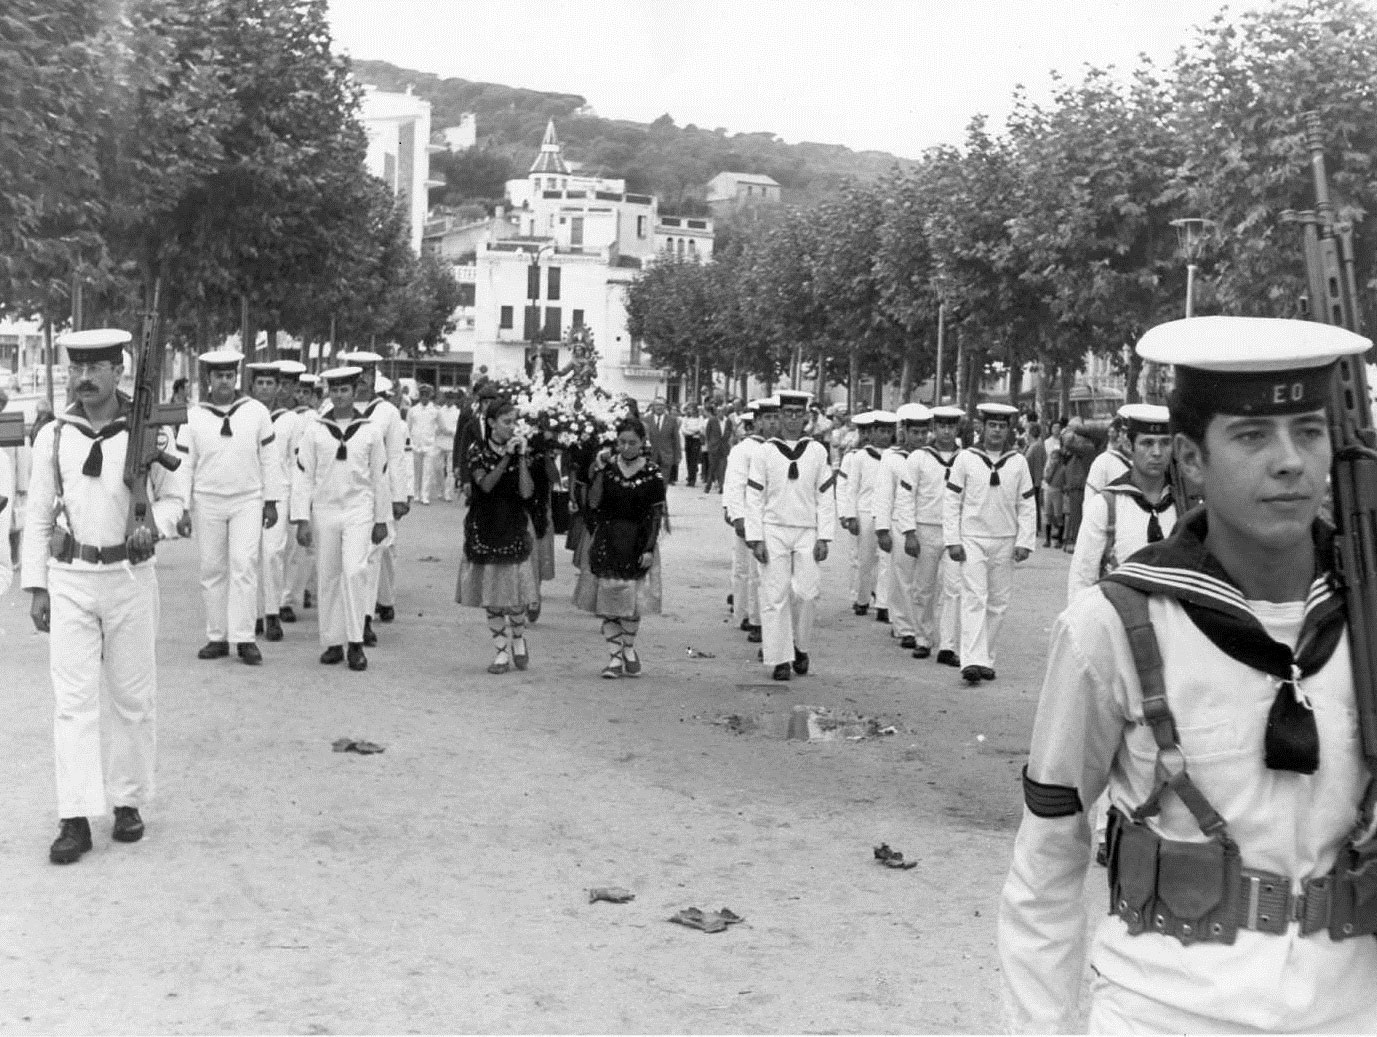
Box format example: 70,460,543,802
325,0,1266,159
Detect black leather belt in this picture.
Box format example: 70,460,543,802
72,540,130,565
1234,868,1332,936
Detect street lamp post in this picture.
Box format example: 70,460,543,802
1170,217,1216,319
526,243,555,378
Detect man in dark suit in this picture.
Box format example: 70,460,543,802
645,397,681,484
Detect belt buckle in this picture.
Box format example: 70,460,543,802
1289,888,1306,926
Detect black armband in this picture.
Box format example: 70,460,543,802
1022,765,1083,818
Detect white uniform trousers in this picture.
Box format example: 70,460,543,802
874,534,891,611
48,565,159,818
365,518,398,613
439,449,455,501
759,525,820,667
196,492,262,643
730,534,761,626
315,509,374,647
853,515,879,607
911,523,955,651
415,448,441,504
257,509,289,618
282,534,315,609
884,543,916,638
958,535,1014,670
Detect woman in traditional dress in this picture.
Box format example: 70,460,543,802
457,398,536,673
573,418,666,678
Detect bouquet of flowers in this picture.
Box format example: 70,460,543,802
487,329,631,448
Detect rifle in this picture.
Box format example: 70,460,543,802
123,279,185,539
1291,112,1377,924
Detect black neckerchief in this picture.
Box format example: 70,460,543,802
319,411,367,460
771,438,811,480
968,447,1017,486
1105,471,1174,542
864,445,883,461
58,396,132,477
1103,509,1344,774
202,396,249,437
924,445,958,472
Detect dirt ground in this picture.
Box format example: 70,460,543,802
0,483,1087,1034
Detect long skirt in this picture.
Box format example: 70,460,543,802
456,558,537,610
572,546,663,617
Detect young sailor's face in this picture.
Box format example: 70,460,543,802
755,412,780,439
870,425,894,448
933,421,958,449
1131,433,1173,481
779,407,806,439
251,375,278,405
983,420,1009,452
1186,409,1331,551
208,369,238,404
329,383,356,411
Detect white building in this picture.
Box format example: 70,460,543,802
442,113,477,152
358,84,445,253
706,171,781,216
450,121,712,402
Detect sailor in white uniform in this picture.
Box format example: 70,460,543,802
282,370,318,617
1068,403,1179,601
838,412,882,616
22,329,189,864
179,349,286,665
745,390,836,681
874,406,922,648
906,405,965,664
943,402,1036,684
724,399,776,642
292,367,391,672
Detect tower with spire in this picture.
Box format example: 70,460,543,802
529,119,570,177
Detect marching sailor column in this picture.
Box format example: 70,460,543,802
292,367,391,671
909,406,964,665
723,399,770,642
337,352,411,643
876,404,930,650
22,329,189,864
837,412,878,615
943,402,1035,684
865,411,899,626
745,390,836,682
180,349,286,665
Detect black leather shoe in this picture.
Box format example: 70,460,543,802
197,640,229,660
112,806,144,843
852,603,869,616
376,604,395,623
237,642,262,665
49,817,92,864
936,649,960,667
279,606,297,623
347,643,367,671
912,645,932,659
320,645,344,664
771,662,792,681
899,635,917,649
746,626,762,643
978,666,996,681
740,617,753,631
263,615,284,642
961,665,983,684
362,616,378,647
303,590,314,609
254,617,264,636
792,650,810,675
875,608,889,623
527,602,541,625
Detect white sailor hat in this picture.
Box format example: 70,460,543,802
336,350,385,367
776,389,812,409
870,409,898,426
298,372,320,386
274,360,307,378
931,405,965,422
376,374,394,394
320,366,363,384
58,328,131,365
976,402,1019,421
1138,316,1369,416
851,411,876,427
751,396,780,413
245,360,279,376
1117,403,1171,435
198,348,244,369
895,403,933,424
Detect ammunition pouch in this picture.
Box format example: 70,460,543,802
49,527,74,563
1325,840,1377,940
1107,807,1241,945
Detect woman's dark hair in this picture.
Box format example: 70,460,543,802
485,397,516,424
616,416,647,441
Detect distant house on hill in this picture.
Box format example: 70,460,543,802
706,171,781,215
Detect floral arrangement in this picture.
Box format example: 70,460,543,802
487,330,630,449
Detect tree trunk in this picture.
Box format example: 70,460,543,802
814,345,826,402
1035,352,1049,423
267,326,279,362
848,349,860,412
1058,364,1071,420
1007,351,1023,409
1125,347,1142,404
899,350,912,401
